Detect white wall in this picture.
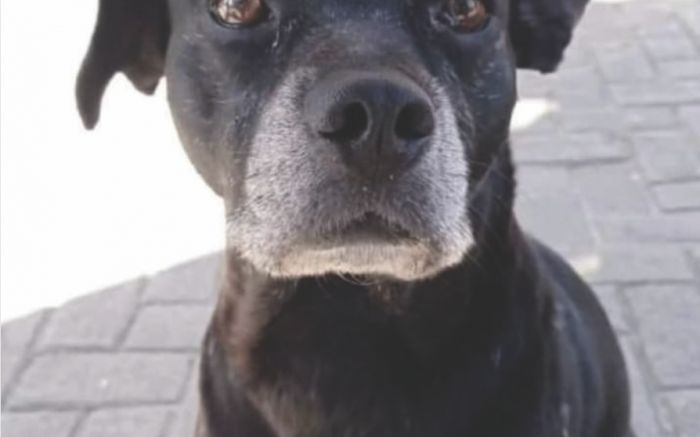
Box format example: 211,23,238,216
0,2,225,320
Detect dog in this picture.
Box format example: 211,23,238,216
76,0,634,436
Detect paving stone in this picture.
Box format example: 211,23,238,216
168,359,201,437
557,93,601,112
559,108,625,133
620,338,665,437
659,59,700,79
594,43,655,82
679,105,700,138
692,247,700,272
584,246,694,283
518,194,596,260
625,284,700,388
37,280,142,351
143,253,223,303
556,41,594,69
515,167,596,258
610,81,700,106
125,305,213,351
76,407,171,437
577,6,635,40
550,64,602,88
633,130,700,182
595,213,700,243
653,181,700,211
551,65,607,106
572,162,652,216
512,133,629,164
515,70,554,98
623,107,679,131
1,411,80,437
662,391,700,437
644,35,698,60
1,311,48,397
1,311,46,351
9,353,191,408
592,285,629,333
516,166,571,194
679,4,700,39
635,13,687,39
2,355,24,403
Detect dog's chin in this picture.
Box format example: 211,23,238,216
236,222,471,281
276,243,449,281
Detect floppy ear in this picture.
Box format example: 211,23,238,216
77,0,170,129
509,0,589,73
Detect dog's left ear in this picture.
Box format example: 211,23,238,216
76,0,170,129
509,0,589,73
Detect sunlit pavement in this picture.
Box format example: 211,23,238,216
2,0,700,436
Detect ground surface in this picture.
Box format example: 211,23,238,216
2,0,700,436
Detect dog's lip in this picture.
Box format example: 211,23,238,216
341,212,413,239
316,211,416,246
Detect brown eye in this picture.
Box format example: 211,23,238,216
209,0,267,27
444,0,488,32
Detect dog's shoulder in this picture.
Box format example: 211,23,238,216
526,236,631,436
199,327,275,437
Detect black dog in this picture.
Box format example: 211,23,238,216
77,0,633,435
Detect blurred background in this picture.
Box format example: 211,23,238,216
1,2,224,321
1,0,699,436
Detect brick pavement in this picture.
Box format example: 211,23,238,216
2,0,700,435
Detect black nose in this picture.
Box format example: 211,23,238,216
304,71,435,180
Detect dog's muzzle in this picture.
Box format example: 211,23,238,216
227,69,472,280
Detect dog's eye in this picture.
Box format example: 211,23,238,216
441,0,488,32
209,0,267,27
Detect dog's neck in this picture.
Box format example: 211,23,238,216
214,141,525,366
202,144,556,436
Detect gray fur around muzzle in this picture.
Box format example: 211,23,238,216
226,69,474,281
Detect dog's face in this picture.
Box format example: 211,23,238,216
77,0,587,281
169,0,516,280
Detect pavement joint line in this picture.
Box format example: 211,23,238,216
623,332,672,433
682,249,700,293
174,356,200,404
4,398,189,414
113,277,151,350
1,309,53,407
65,411,88,437
158,410,180,437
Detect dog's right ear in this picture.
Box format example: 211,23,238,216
77,0,170,129
509,0,589,73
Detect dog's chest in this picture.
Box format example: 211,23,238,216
242,318,549,437
246,372,552,437
248,378,437,437
221,275,561,437
247,307,428,436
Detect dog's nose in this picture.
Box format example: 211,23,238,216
304,71,435,179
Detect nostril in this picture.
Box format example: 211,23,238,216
321,102,370,143
394,101,435,141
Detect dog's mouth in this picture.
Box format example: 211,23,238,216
343,212,412,239
230,202,469,280
319,211,416,247
272,209,437,280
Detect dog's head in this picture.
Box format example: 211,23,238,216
77,0,587,281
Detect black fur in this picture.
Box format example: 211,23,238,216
509,0,589,72
77,0,169,129
77,0,631,436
